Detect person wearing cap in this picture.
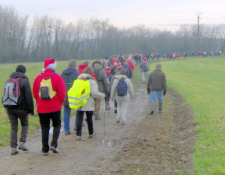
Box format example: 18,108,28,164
92,60,109,120
147,63,167,115
140,58,149,83
33,58,66,156
61,59,80,135
4,65,34,155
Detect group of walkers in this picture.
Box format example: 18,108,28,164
2,56,137,156
2,53,167,156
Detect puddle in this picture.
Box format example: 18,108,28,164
101,139,126,147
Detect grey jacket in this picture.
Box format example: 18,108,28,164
93,63,109,94
110,74,134,99
77,73,105,111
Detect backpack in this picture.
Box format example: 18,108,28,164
39,73,56,100
68,78,91,109
2,77,22,106
116,77,127,96
122,65,131,78
94,69,102,82
143,62,149,72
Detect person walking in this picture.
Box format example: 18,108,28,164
92,60,109,120
33,58,66,156
147,63,167,115
75,66,105,141
140,58,149,83
102,57,111,69
61,59,79,135
110,68,134,125
3,65,34,155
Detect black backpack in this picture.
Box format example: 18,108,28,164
116,77,127,96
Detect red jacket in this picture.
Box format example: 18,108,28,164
33,69,66,113
78,64,96,80
128,61,134,73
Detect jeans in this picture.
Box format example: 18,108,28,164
63,106,71,132
76,111,94,136
39,110,61,153
150,91,163,103
141,71,147,82
6,109,29,148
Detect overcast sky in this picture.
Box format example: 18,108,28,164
1,0,225,31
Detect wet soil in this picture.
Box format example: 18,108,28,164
0,87,197,175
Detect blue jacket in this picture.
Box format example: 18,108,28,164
61,66,80,107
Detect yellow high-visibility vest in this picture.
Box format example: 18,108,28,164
68,78,90,109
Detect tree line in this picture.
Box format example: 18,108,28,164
0,6,224,63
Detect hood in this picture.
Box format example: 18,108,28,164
77,73,94,80
62,66,77,75
10,72,27,79
115,74,127,80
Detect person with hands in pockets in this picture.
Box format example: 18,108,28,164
147,63,167,115
110,68,134,125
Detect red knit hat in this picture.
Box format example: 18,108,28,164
143,58,147,61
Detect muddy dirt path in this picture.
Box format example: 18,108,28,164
0,87,197,175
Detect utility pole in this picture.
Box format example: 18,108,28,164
195,12,202,53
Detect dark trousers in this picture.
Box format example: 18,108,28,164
76,111,94,136
6,109,28,148
114,99,117,108
38,110,61,153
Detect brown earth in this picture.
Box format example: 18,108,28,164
0,87,197,175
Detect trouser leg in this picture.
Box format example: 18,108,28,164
63,106,71,132
19,111,29,143
39,113,50,153
116,97,122,121
121,98,129,122
94,98,101,116
7,109,18,148
76,111,84,136
86,111,94,135
50,110,61,148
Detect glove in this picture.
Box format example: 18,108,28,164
147,88,151,94
31,113,34,116
163,89,166,96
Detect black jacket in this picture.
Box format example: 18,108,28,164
61,66,80,107
5,72,34,114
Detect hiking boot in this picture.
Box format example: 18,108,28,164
42,152,49,156
50,146,59,154
65,131,71,135
95,116,101,120
18,142,29,151
89,133,96,138
76,136,85,141
11,148,18,155
150,111,154,115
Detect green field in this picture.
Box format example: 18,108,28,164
1,57,225,174
153,57,225,174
